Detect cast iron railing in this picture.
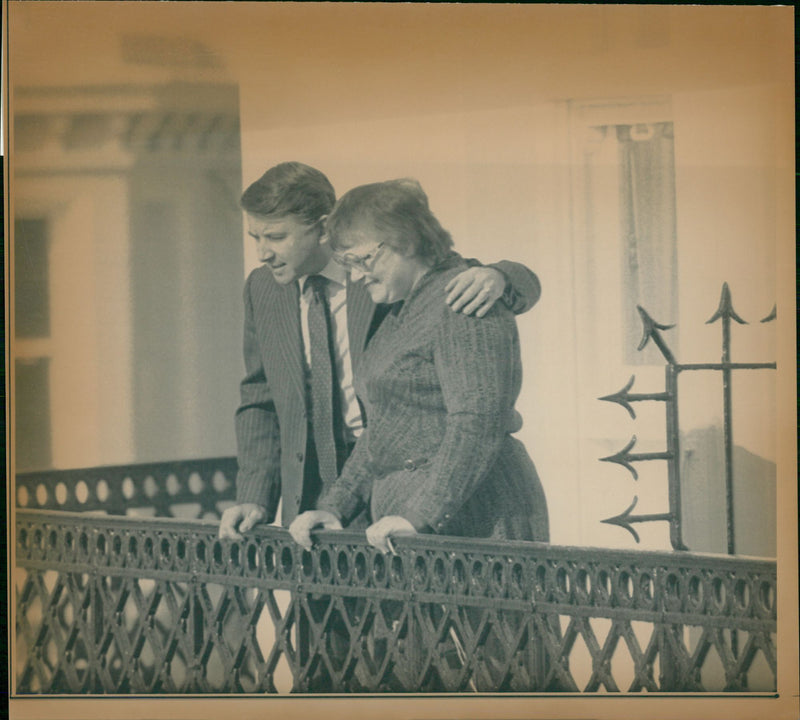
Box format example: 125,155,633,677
15,456,238,518
15,505,776,694
600,283,776,553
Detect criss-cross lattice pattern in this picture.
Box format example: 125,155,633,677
15,510,776,694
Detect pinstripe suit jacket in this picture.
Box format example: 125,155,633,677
234,260,541,527
233,265,380,525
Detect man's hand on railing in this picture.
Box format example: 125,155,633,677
288,510,343,551
218,503,268,540
366,515,418,555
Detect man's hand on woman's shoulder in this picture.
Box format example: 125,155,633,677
445,266,507,318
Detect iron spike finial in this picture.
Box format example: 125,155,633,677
706,282,747,325
636,306,677,364
761,304,777,323
599,436,639,480
601,496,641,543
598,376,637,419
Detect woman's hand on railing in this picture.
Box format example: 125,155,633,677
218,503,267,540
288,510,343,551
366,515,418,555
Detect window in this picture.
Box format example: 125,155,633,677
14,217,50,338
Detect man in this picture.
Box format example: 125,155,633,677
219,161,541,541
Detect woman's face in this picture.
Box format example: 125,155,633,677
334,225,428,304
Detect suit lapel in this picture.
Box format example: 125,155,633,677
251,270,306,402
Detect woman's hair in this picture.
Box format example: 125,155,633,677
240,162,336,225
326,178,454,264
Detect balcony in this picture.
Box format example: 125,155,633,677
14,456,777,694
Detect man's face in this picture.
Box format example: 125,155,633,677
246,212,329,284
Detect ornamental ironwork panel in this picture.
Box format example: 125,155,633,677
15,510,777,694
600,283,776,553
15,457,238,519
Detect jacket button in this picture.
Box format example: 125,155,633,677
296,452,304,462
404,459,416,471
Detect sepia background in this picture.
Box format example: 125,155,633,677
6,2,796,718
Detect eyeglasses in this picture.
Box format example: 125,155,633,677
333,242,387,273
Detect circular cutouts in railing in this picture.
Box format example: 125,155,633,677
553,565,571,603
353,551,369,586
75,481,89,505
573,565,592,602
143,476,158,499
430,555,448,592
122,477,135,500
732,578,752,614
389,554,405,587
159,536,174,566
593,567,613,605
188,472,204,495
615,569,635,608
58,528,75,562
77,531,91,561
110,533,125,567
317,547,333,582
412,554,428,590
244,542,259,575
33,527,45,553
638,571,657,610
450,556,467,595
756,578,776,618
710,575,730,614
96,479,110,504
662,571,683,612
193,537,207,567
489,559,507,597
533,563,549,600
279,545,294,577
165,474,180,497
212,471,230,494
685,573,705,613
469,559,488,595
262,544,275,575
366,552,386,587
301,550,315,579
508,560,526,599
335,550,351,583
142,535,157,568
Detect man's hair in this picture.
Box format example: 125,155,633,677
326,178,453,264
240,162,336,225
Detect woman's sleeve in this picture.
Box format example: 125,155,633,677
380,306,520,533
316,428,375,526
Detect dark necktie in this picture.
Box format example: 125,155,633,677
305,275,340,484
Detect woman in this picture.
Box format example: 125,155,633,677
289,178,548,552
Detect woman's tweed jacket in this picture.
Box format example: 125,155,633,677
319,253,549,541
